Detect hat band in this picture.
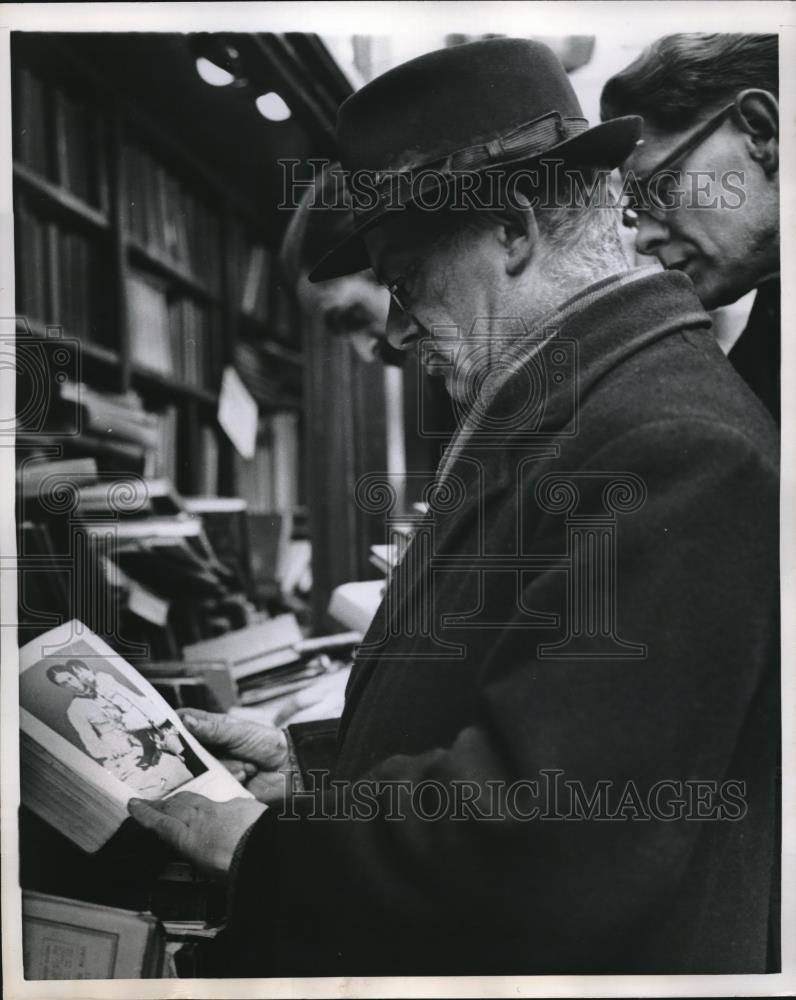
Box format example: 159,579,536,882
436,110,589,172
351,110,590,219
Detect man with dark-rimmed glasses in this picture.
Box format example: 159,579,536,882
601,33,780,422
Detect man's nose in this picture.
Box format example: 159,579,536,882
386,300,422,350
634,214,670,258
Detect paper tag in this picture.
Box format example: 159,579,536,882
128,582,170,626
218,366,258,460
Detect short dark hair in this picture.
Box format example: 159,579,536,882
600,33,778,131
46,663,74,684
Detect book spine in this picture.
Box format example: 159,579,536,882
17,65,49,177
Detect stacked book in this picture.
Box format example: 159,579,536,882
59,380,160,448
16,458,255,655
23,381,182,478
183,614,359,709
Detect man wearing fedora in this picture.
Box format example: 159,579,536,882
129,38,779,976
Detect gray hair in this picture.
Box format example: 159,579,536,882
422,167,627,279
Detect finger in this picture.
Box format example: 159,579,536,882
247,771,295,804
128,797,187,845
219,758,258,783
181,711,288,770
273,697,300,727
178,709,237,749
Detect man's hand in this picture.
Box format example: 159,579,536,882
177,708,295,803
128,792,267,880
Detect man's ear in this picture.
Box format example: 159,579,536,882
735,89,779,175
496,192,540,276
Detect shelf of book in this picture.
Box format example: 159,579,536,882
10,33,360,966
126,240,217,302
14,163,111,231
131,366,219,407
23,321,121,368
13,35,305,509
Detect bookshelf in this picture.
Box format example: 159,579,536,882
12,35,304,502
11,31,360,962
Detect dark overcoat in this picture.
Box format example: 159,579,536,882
216,271,779,976
728,277,780,424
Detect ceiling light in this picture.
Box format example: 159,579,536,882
255,92,291,122
195,56,235,87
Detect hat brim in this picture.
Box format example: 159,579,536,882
308,115,642,283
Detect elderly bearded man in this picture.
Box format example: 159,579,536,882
129,39,779,976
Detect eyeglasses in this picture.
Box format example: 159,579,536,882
622,101,736,230
381,276,408,312
377,255,426,314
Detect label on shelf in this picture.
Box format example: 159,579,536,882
218,366,258,460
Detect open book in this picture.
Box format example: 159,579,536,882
20,620,251,853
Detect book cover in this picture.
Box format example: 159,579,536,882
183,613,303,682
22,890,165,979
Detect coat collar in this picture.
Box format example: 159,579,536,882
436,268,711,483
342,269,712,737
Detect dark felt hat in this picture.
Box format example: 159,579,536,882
309,37,641,282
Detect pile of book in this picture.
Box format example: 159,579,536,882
19,379,178,479
16,455,318,702
17,459,251,657
181,613,357,709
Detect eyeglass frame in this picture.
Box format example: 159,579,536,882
375,250,430,314
621,99,738,230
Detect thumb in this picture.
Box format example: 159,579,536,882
127,798,185,848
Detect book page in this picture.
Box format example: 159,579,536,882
19,620,251,806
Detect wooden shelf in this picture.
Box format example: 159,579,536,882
16,432,144,462
126,239,218,301
14,162,110,231
12,38,304,507
131,364,218,406
22,319,121,367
